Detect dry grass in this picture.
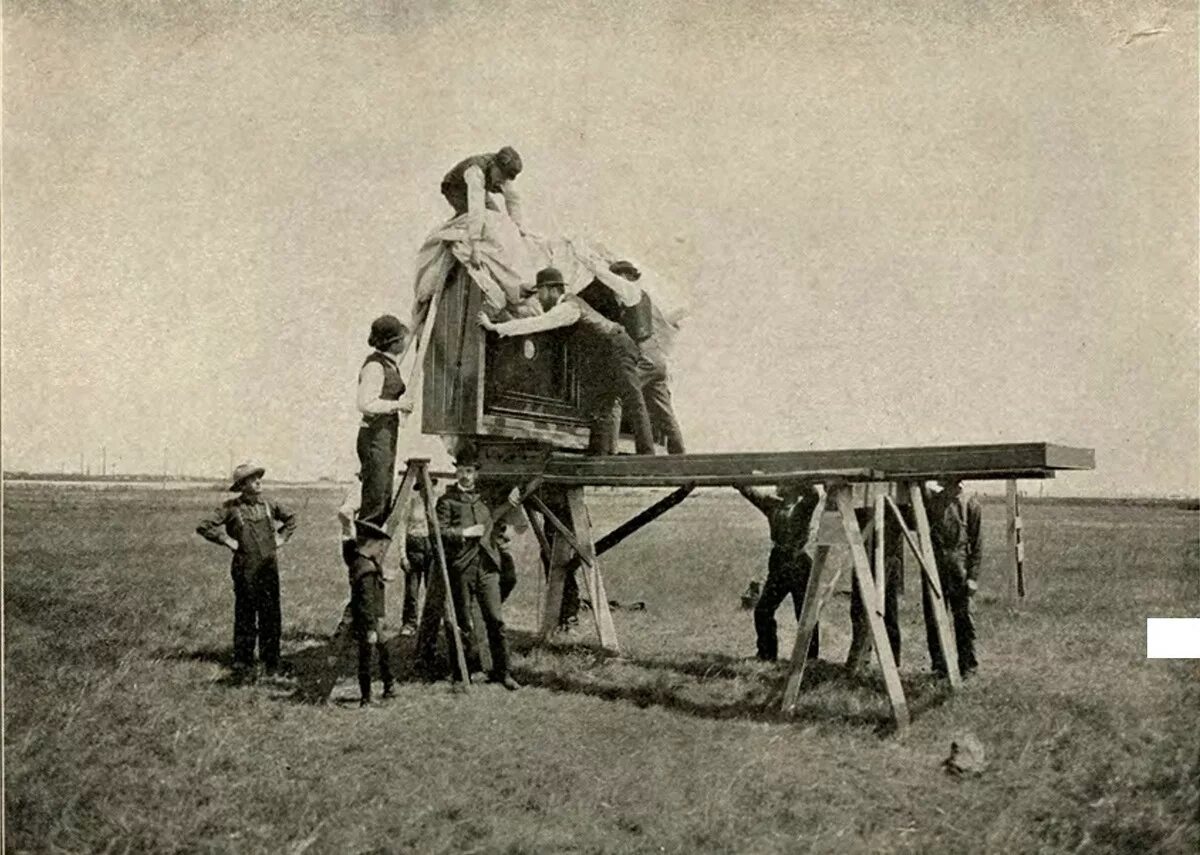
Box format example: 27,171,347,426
4,484,1197,854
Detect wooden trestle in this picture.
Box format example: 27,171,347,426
390,442,1093,730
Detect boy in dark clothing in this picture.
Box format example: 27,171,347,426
736,482,823,662
348,519,395,706
197,463,297,682
420,445,520,690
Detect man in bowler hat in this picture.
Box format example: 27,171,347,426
478,266,657,455
197,463,297,682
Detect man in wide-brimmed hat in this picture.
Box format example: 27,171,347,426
478,266,657,455
440,146,525,267
197,463,297,682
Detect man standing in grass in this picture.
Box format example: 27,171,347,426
420,443,520,690
197,463,297,683
736,482,823,662
924,478,983,677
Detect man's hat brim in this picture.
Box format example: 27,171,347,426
230,467,265,491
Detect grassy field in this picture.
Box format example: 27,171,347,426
4,483,1197,853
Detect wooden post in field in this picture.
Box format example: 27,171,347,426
1006,479,1025,602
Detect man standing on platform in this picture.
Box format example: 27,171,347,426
478,267,657,455
606,260,686,454
923,478,983,676
356,315,413,525
736,482,823,662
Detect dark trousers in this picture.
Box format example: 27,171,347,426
231,557,281,671
416,558,511,679
451,561,510,678
497,549,517,603
638,357,685,454
356,418,398,526
586,333,656,455
352,573,392,700
403,535,432,626
848,572,902,668
754,548,819,661
923,553,977,673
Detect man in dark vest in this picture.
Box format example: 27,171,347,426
440,147,525,268
355,315,413,525
923,478,983,676
477,267,657,455
605,259,686,454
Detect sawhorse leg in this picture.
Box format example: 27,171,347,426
907,483,962,688
531,488,620,653
410,459,471,687
781,486,831,712
834,485,909,731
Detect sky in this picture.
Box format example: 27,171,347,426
2,0,1197,495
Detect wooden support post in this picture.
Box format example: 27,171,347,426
566,488,619,653
834,485,909,731
781,544,832,714
781,487,831,713
418,461,471,687
529,492,619,652
909,483,962,689
1006,479,1026,601
873,492,886,604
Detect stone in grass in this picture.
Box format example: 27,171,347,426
943,732,987,776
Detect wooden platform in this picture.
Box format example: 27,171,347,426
476,442,1095,487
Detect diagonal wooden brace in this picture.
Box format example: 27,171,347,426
907,483,961,689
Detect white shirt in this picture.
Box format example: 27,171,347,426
490,295,582,338
463,164,524,242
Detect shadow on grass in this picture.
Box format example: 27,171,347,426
158,627,955,730
505,629,952,734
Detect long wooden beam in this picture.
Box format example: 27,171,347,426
477,442,1093,486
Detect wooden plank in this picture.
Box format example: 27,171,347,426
834,486,909,731
781,487,830,713
471,443,1093,485
909,483,961,689
780,546,832,714
564,485,694,573
538,468,882,488
539,521,574,640
566,488,619,652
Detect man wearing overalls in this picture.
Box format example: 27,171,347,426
197,463,297,682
